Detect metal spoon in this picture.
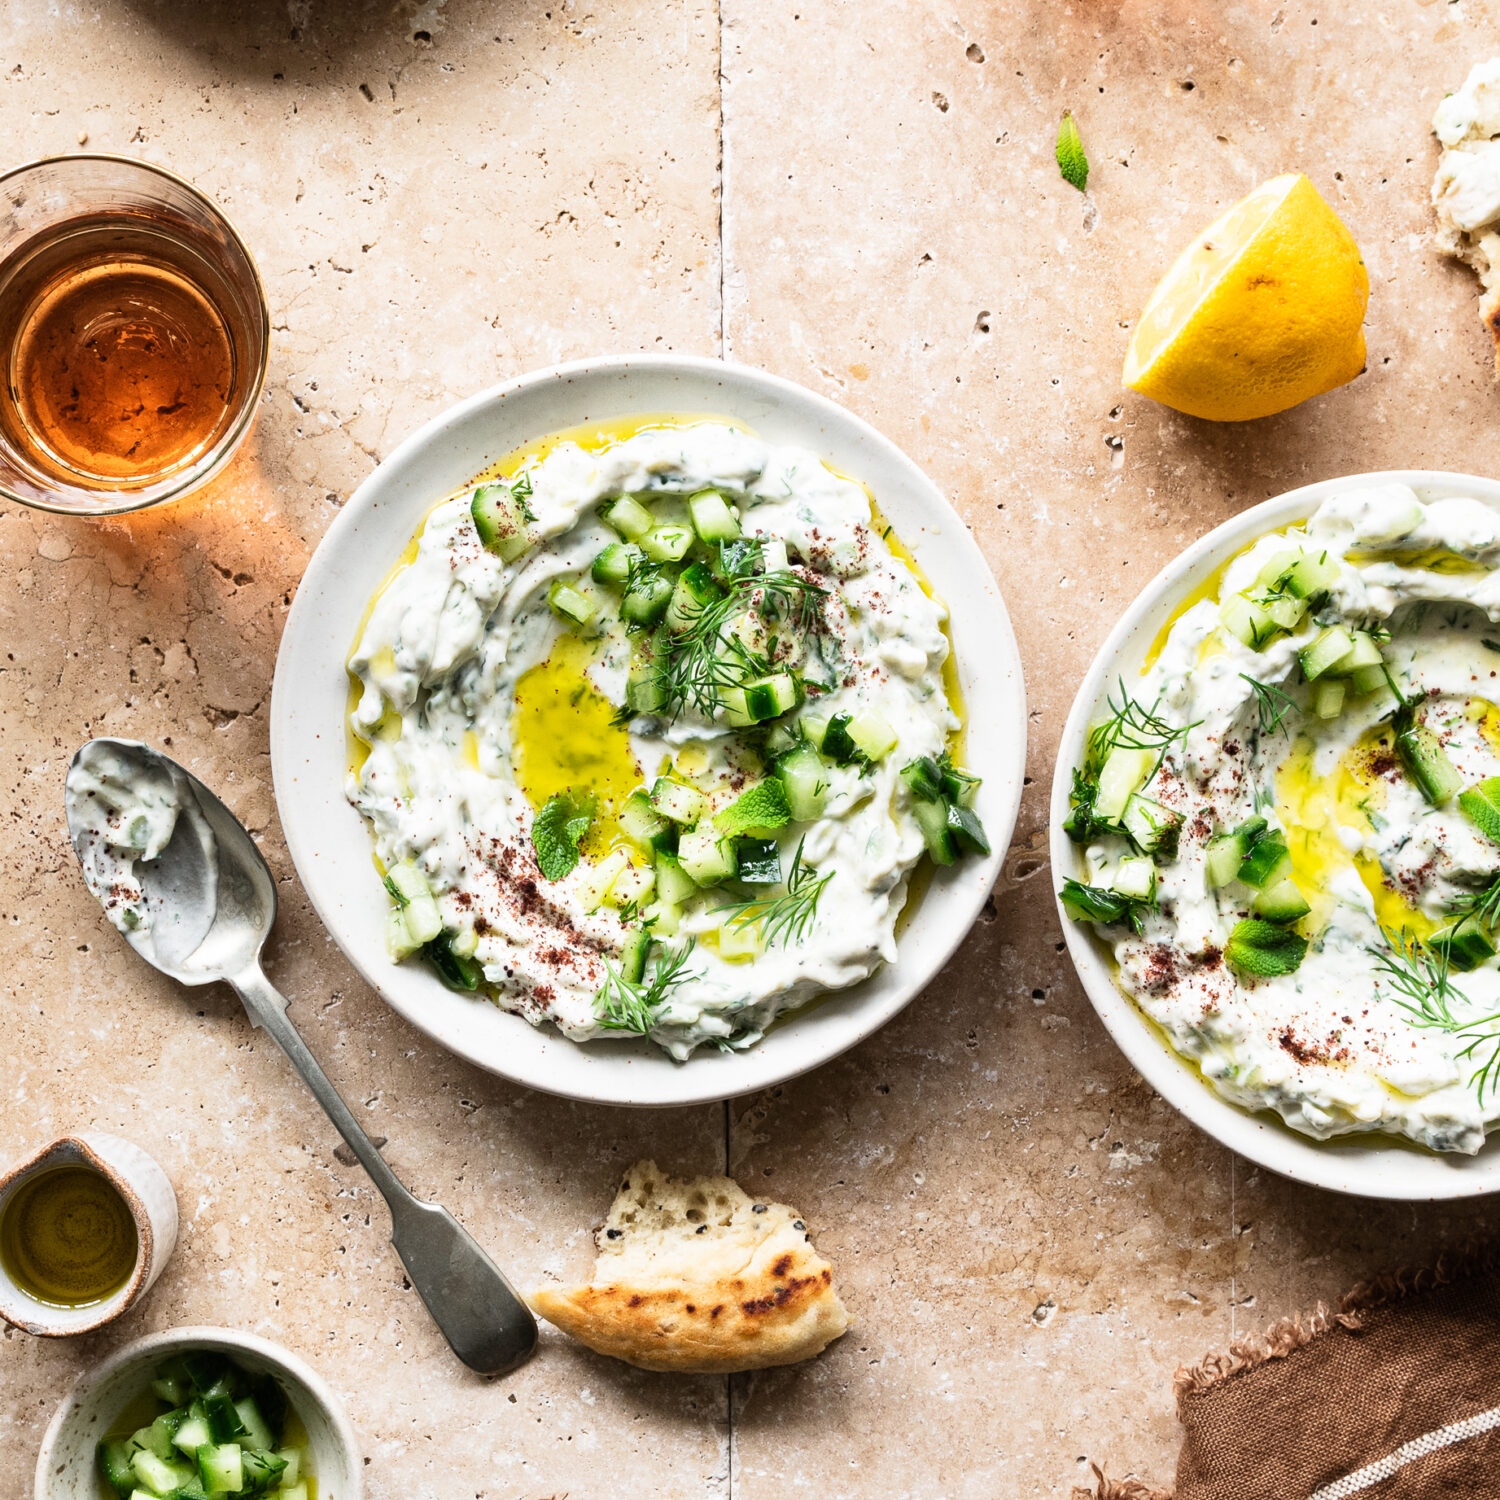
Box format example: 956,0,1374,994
64,737,537,1376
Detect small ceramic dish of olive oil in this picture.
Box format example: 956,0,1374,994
0,1133,177,1336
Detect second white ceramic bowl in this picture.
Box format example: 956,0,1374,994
35,1326,363,1500
271,355,1026,1108
1052,469,1500,1201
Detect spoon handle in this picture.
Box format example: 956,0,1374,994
230,965,537,1376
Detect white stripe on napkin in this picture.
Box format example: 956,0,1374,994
1309,1403,1500,1500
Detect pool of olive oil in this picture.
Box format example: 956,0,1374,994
0,1164,137,1307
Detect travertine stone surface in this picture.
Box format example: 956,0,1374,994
5,0,1500,1497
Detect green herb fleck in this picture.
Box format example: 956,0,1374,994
1056,112,1089,193
714,837,831,948
531,792,594,881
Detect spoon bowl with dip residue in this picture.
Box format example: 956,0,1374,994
64,738,538,1376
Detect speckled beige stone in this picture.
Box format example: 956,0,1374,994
7,0,1500,1497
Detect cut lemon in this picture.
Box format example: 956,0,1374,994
1123,173,1368,422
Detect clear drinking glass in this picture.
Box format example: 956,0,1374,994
0,155,269,515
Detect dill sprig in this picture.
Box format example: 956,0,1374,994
1240,675,1300,737
1085,681,1200,778
1447,875,1500,930
595,939,699,1035
714,837,831,948
654,551,827,721
1369,927,1500,1104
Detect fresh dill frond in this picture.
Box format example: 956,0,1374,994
1447,875,1500,931
1085,680,1201,778
1369,927,1500,1104
1240,675,1300,737
714,836,831,948
594,939,699,1034
509,470,537,523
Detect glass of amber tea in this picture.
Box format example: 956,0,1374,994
0,156,269,515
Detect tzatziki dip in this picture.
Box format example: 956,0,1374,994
1062,482,1500,1154
345,419,989,1059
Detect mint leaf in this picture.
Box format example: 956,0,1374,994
532,793,594,881
1224,919,1307,978
714,779,791,837
1056,112,1089,193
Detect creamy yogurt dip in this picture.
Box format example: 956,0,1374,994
1432,58,1500,356
66,739,191,936
345,420,986,1060
1062,482,1500,1154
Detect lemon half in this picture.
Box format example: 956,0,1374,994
1123,173,1368,423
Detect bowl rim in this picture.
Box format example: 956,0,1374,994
33,1324,363,1500
269,352,1026,1107
1051,468,1500,1201
0,152,271,518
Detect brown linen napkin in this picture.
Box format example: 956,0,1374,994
1074,1249,1500,1500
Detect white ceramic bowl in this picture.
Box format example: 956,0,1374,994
0,1133,177,1337
271,355,1026,1108
34,1326,362,1500
1053,469,1500,1201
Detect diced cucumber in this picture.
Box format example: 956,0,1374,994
1256,547,1337,600
590,541,642,586
1224,918,1308,978
450,926,479,958
471,483,532,562
1220,593,1277,649
1349,663,1390,697
742,673,800,722
197,1442,243,1494
654,850,698,906
1252,877,1311,922
131,1449,189,1494
1121,793,1182,859
1254,548,1302,591
1460,777,1500,844
548,579,596,629
203,1390,244,1444
913,797,956,866
1112,856,1156,902
651,778,706,825
641,523,694,563
940,760,982,808
736,837,783,884
688,489,741,542
718,686,756,728
717,921,764,961
1263,593,1308,631
645,899,682,936
945,802,990,857
577,849,630,911
1396,718,1462,807
624,653,666,715
847,710,898,762
678,826,738,886
149,1373,189,1407
715,780,791,837
98,1439,137,1497
1237,834,1292,889
426,932,483,991
1312,678,1346,719
131,1419,174,1463
761,537,790,573
1299,625,1354,681
1430,915,1497,972
1094,745,1155,822
619,790,671,846
241,1447,289,1490
606,861,655,909
1339,631,1384,672
602,495,654,541
274,1449,302,1487
819,712,860,765
384,860,441,945
620,928,651,984
666,561,721,631
1204,834,1243,889
622,572,673,627
900,755,944,803
764,722,797,755
776,746,830,822
171,1414,213,1458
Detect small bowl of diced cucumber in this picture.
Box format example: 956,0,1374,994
34,1328,361,1500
